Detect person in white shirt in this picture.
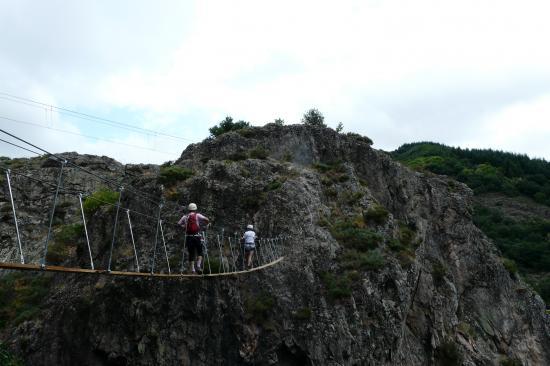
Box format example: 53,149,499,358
178,203,209,274
242,224,256,269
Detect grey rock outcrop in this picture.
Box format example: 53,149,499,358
0,124,548,365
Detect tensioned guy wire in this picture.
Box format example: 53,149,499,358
0,115,178,156
0,91,194,142
0,128,160,205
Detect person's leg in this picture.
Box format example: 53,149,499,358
188,237,197,273
196,238,204,272
248,249,254,268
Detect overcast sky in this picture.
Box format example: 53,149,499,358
1,0,549,164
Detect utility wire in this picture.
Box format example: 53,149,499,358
0,115,178,156
0,128,161,206
0,92,194,142
0,137,42,156
0,165,84,195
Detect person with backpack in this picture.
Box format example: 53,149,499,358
178,203,210,274
242,224,256,269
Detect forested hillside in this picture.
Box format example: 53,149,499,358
393,142,550,306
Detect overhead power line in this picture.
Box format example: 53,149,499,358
0,137,42,156
0,115,179,156
0,91,195,142
0,128,161,206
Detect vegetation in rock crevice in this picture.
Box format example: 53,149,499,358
158,166,193,186
83,188,120,215
0,273,51,331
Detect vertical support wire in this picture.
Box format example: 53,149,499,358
254,239,263,267
265,239,272,263
159,219,171,274
78,193,94,270
254,239,261,267
239,232,245,270
42,160,66,268
126,209,140,272
150,204,163,274
180,228,188,274
263,239,271,264
239,233,246,271
107,186,124,272
216,234,225,273
228,236,237,272
268,238,277,261
263,239,270,265
5,169,24,264
261,238,270,263
221,228,227,273
202,231,212,275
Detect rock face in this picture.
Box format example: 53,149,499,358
1,124,549,365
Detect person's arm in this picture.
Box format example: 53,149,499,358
177,215,187,226
198,213,210,225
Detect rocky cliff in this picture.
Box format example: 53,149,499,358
0,124,549,365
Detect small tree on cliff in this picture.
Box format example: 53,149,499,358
209,116,250,137
301,108,326,127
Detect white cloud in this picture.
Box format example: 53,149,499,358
462,94,550,159
1,0,550,162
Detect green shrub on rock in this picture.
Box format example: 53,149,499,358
502,258,518,276
435,340,463,366
249,146,269,160
363,204,389,225
340,249,385,270
0,273,51,330
321,272,351,300
246,292,275,322
0,342,23,366
432,261,448,286
158,166,193,186
330,218,382,251
293,307,312,320
83,189,120,215
209,116,250,137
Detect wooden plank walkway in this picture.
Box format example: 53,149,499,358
0,257,284,279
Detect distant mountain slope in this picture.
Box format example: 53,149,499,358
393,142,550,205
393,142,550,305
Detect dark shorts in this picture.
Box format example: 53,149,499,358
244,244,255,252
186,235,203,261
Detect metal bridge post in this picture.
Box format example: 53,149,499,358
5,169,24,264
150,204,163,274
42,159,66,268
228,236,237,272
107,186,124,272
216,234,225,273
269,238,277,261
78,193,94,270
202,231,212,275
159,219,171,274
180,229,187,274
126,209,140,272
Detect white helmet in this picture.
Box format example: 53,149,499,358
188,203,197,211
247,224,253,230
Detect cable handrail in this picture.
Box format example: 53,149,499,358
0,129,290,278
